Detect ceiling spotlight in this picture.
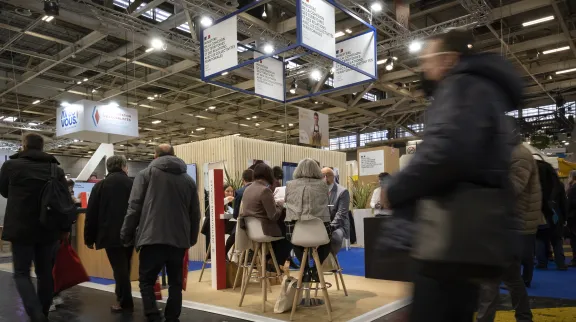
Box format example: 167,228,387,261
467,44,473,49
262,8,267,18
196,127,205,131
77,81,82,85
255,123,260,126
409,41,422,53
200,16,213,27
543,46,570,55
377,59,387,65
289,79,297,94
208,106,216,110
42,15,54,22
310,70,322,81
32,99,40,105
547,75,553,80
233,133,241,136
288,123,294,127
221,71,229,75
145,48,154,53
314,101,319,104
151,120,162,124
92,88,97,93
29,122,38,126
147,96,155,100
150,38,166,51
252,116,257,119
263,44,274,54
43,0,59,16
345,28,352,34
73,139,79,143
385,61,394,71
370,2,383,12
246,117,251,120
335,31,345,38
154,94,158,97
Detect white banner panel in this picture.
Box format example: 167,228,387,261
203,16,238,77
300,0,335,57
83,103,139,137
299,108,329,147
254,58,284,101
359,150,385,176
56,103,85,137
334,32,376,88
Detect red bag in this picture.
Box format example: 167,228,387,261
52,240,89,293
182,250,189,291
154,277,162,300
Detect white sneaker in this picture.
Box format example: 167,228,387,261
49,304,56,312
53,296,64,306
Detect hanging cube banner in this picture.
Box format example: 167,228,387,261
200,0,378,104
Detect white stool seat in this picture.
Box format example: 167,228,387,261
291,218,330,247
244,217,284,243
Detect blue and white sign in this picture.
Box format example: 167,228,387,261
56,100,139,143
334,31,377,88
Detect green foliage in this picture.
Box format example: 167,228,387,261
350,177,375,209
531,134,551,150
224,166,244,191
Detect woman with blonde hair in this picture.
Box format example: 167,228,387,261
285,158,332,281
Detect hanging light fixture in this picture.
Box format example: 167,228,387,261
289,79,297,94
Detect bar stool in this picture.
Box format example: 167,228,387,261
238,217,283,312
290,218,333,321
232,219,253,290
315,253,348,297
198,217,211,282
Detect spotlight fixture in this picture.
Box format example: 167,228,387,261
147,96,154,100
29,122,38,126
289,79,297,94
151,120,162,124
200,16,213,27
43,0,59,17
263,44,274,54
288,123,294,127
145,48,154,53
221,71,229,76
310,70,322,81
150,38,166,51
385,60,394,71
370,2,383,12
252,116,257,119
345,28,352,34
92,88,97,93
41,15,54,22
335,31,346,38
262,8,267,18
83,77,88,82
196,127,205,131
255,123,260,126
208,106,216,110
76,81,82,85
32,99,40,105
409,41,422,53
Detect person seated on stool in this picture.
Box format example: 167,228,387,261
285,159,332,281
239,163,292,271
321,167,351,256
371,172,392,216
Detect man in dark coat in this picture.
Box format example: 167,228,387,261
380,29,522,322
85,155,134,313
0,133,68,322
121,144,200,322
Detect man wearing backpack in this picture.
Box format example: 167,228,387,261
0,133,69,322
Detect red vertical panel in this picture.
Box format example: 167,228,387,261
80,192,88,208
212,169,227,290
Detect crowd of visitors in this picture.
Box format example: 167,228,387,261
3,28,576,322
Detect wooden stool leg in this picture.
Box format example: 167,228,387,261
239,243,260,307
290,248,308,321
268,242,283,284
233,250,245,290
312,248,332,321
315,282,319,297
261,242,267,312
335,257,348,296
334,272,340,291
198,242,210,282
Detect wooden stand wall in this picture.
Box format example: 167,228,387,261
357,146,400,185
76,213,139,281
174,135,347,261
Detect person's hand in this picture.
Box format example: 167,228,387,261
276,198,285,207
225,196,235,204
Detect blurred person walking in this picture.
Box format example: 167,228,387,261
85,155,134,313
0,134,70,322
121,144,201,322
379,29,523,322
476,122,542,322
321,167,350,255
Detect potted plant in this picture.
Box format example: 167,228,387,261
350,177,376,247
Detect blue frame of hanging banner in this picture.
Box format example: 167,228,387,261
200,0,378,104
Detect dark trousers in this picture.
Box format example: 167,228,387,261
12,241,58,320
105,246,134,309
536,228,565,267
476,259,532,322
410,273,479,322
139,245,186,322
569,221,576,261
270,238,294,266
520,234,536,284
294,244,331,268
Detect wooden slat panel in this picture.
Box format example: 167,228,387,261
174,136,347,261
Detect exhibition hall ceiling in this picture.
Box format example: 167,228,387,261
0,0,574,160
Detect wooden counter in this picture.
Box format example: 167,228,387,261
76,213,139,281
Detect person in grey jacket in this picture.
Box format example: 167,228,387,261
321,167,350,255
121,144,200,322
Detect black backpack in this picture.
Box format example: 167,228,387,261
39,164,77,230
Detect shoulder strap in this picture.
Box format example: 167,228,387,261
50,163,58,180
